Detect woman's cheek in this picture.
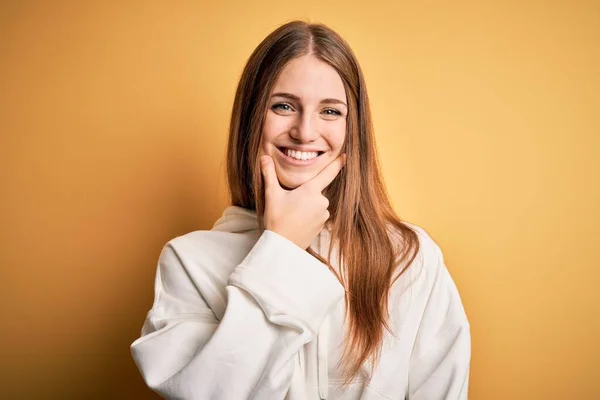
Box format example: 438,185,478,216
275,117,294,133
330,122,347,153
267,118,291,142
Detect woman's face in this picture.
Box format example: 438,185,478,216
261,54,347,190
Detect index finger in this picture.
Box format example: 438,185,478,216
305,154,347,192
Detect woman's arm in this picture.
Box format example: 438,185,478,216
407,244,471,400
130,230,344,400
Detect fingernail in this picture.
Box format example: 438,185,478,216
260,155,269,166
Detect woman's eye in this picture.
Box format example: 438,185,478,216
323,108,342,117
272,103,293,112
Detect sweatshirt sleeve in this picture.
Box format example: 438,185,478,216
130,230,345,400
407,244,471,400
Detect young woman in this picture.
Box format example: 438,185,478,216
131,20,471,400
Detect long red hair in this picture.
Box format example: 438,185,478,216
226,20,420,384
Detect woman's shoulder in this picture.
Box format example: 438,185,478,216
392,220,444,264
154,229,262,321
163,228,260,262
388,221,447,292
388,221,469,334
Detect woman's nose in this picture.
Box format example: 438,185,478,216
289,113,318,143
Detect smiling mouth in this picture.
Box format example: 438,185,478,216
277,147,325,161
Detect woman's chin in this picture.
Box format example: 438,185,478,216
277,172,314,190
278,179,305,190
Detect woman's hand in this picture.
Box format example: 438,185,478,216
260,154,346,249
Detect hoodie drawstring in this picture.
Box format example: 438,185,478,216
317,230,329,399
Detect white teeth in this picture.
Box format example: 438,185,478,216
284,149,319,160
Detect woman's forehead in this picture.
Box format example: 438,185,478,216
271,55,347,103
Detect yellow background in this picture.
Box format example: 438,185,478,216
1,1,598,399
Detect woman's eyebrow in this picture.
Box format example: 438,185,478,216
320,98,347,108
271,92,347,108
271,92,300,101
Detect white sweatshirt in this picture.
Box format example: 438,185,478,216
131,206,471,399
